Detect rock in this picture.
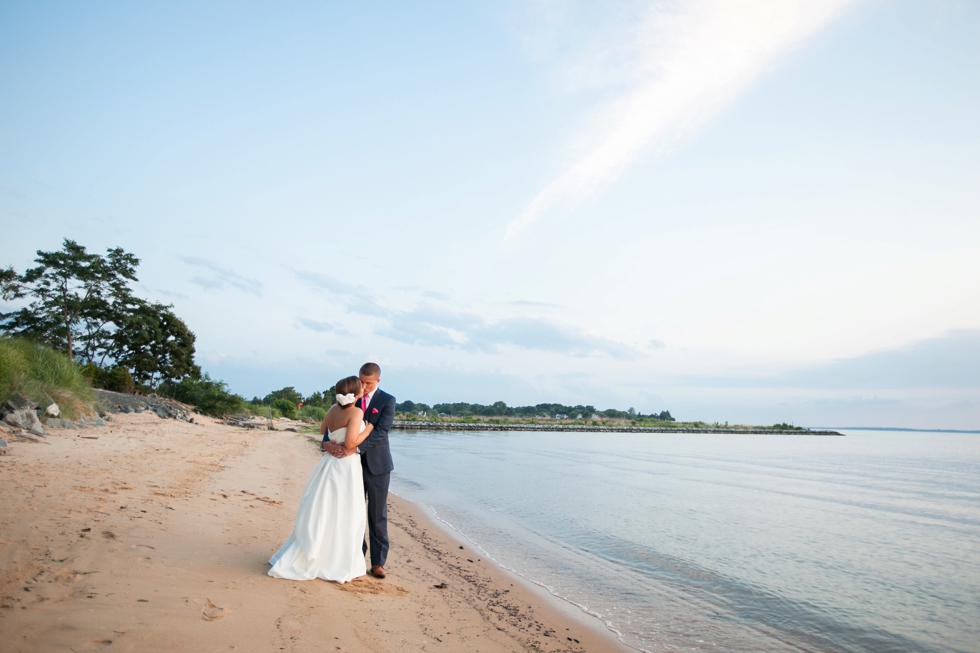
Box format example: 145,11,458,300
21,410,46,437
2,413,22,429
10,429,41,443
3,409,36,431
120,405,132,414
45,403,60,417
42,417,77,430
93,418,106,427
2,393,38,416
0,439,7,448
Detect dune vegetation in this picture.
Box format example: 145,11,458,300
0,337,95,420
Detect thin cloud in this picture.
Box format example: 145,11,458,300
378,306,639,359
152,288,190,300
181,256,263,296
472,317,638,359
505,0,861,241
293,269,391,317
297,318,353,337
509,300,562,308
293,269,639,358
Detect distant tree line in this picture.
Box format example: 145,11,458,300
249,385,336,422
1,239,199,391
394,399,674,421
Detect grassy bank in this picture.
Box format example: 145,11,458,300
0,337,95,420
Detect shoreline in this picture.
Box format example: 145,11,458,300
0,411,630,652
395,495,641,652
390,494,633,653
392,421,843,435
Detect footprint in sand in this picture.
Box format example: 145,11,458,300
54,569,84,583
202,600,229,621
336,577,409,597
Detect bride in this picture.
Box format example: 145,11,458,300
268,376,374,583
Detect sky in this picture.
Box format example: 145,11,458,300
1,0,978,429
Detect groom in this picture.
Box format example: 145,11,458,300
323,362,395,579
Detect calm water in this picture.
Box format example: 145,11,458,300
389,430,980,653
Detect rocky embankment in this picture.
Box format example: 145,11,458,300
92,389,195,421
0,392,110,452
0,389,203,456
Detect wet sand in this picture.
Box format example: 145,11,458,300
0,411,628,652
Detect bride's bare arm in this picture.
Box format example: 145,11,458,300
345,409,374,449
320,406,336,450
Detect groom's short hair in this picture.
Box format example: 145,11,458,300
360,362,381,378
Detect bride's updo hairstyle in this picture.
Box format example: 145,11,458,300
334,376,362,408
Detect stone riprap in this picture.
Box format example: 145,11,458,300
93,389,194,422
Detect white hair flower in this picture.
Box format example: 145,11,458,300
336,393,356,406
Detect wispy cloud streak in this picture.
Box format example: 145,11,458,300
505,0,860,241
181,256,263,296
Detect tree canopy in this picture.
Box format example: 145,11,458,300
1,239,137,361
2,239,200,389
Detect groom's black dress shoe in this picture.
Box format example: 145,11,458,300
370,565,386,579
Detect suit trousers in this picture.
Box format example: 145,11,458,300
362,467,390,567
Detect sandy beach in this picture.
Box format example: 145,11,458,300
0,412,628,653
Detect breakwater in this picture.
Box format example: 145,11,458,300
391,421,842,435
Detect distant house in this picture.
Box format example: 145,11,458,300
576,414,583,419
555,413,567,420
592,413,599,419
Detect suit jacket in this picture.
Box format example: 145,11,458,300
322,388,395,476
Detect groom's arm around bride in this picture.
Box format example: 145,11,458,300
322,390,394,464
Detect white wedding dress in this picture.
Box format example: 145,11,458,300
268,424,367,583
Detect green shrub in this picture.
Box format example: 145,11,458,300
248,404,273,418
298,405,327,423
84,363,136,394
161,373,248,417
0,337,95,419
271,397,297,419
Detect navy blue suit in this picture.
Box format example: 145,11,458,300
324,388,395,566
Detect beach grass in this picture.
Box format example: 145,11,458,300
0,337,96,419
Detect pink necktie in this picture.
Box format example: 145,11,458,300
362,395,368,411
